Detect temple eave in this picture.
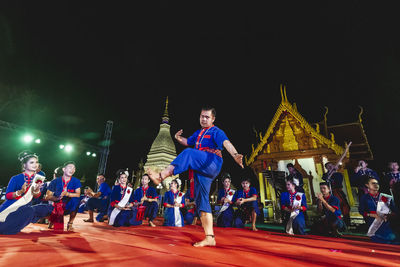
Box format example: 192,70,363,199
254,148,343,162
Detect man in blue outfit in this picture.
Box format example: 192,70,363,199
84,174,112,222
312,182,346,237
147,106,243,247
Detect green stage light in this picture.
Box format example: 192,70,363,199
59,144,65,149
23,134,34,143
34,138,41,144
91,153,96,157
86,151,91,156
65,144,73,152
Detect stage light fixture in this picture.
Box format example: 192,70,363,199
59,144,65,149
86,151,91,156
23,134,34,143
65,144,73,152
34,138,41,144
91,153,96,157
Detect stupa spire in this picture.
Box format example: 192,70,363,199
162,96,169,124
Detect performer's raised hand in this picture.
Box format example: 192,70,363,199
175,129,183,141
223,140,244,168
174,129,188,146
234,153,244,168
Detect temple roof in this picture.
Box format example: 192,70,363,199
312,106,373,161
246,85,345,166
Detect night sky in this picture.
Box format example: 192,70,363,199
0,2,399,188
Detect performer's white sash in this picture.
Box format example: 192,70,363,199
286,192,303,235
109,186,133,225
219,189,235,213
0,174,46,222
367,193,392,237
174,191,184,227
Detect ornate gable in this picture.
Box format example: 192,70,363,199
245,85,345,167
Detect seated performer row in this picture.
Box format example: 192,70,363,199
100,170,159,228
0,152,82,234
216,175,259,231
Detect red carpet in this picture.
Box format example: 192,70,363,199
0,213,399,267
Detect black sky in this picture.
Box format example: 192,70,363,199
0,1,400,187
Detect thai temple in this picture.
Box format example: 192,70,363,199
143,97,179,194
245,85,373,225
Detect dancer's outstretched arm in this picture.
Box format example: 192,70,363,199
223,140,244,168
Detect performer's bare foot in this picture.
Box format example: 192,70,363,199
193,235,216,247
146,168,162,185
67,222,74,231
83,219,94,223
252,226,258,231
149,220,156,227
48,222,54,229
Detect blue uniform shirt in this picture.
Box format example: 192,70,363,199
98,182,112,200
133,186,158,202
187,126,229,151
320,194,342,221
322,172,344,189
47,177,82,198
0,173,36,212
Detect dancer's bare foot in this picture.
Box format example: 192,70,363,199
83,219,94,223
193,235,216,247
146,168,162,185
67,222,74,231
149,220,156,227
252,226,258,231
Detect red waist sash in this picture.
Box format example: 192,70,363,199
199,148,222,158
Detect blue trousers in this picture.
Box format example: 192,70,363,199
143,201,158,221
184,212,195,225
171,148,223,213
283,213,306,235
0,205,34,235
217,206,234,227
87,198,110,221
31,204,54,223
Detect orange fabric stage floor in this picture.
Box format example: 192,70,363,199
0,213,399,267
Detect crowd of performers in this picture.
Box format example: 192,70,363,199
1,106,400,247
279,160,400,244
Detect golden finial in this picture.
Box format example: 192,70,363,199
315,123,320,133
162,96,169,124
358,106,364,123
280,84,284,102
323,106,329,121
284,85,288,102
164,96,169,116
